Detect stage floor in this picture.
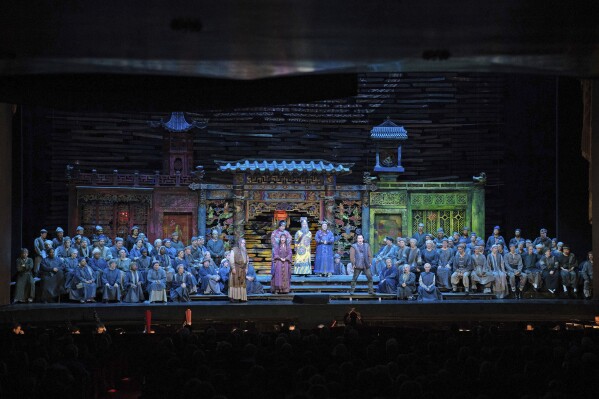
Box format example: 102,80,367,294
2,298,598,330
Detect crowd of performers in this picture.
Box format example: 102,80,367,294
12,221,594,304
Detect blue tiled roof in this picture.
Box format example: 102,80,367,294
370,119,408,140
215,159,353,174
150,112,206,132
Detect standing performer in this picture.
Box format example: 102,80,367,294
271,234,293,293
314,220,335,276
349,234,374,295
293,217,313,275
229,238,249,302
14,248,35,303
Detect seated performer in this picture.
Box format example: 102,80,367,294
559,245,578,295
332,254,347,275
170,231,185,252
72,258,97,303
207,229,225,265
533,228,552,253
137,247,152,273
580,251,593,299
406,238,422,275
371,236,398,277
271,233,293,294
377,258,398,294
485,226,505,253
102,260,123,303
397,264,416,300
417,263,442,301
470,245,495,294
451,244,472,293
126,225,140,251
63,248,80,295
123,262,145,303
39,248,66,303
146,260,167,303
433,228,446,249
218,257,230,293
487,244,508,299
14,248,35,303
396,237,409,266
522,244,542,291
245,261,264,295
116,249,132,272
171,264,195,302
129,238,145,260
505,243,526,298
436,238,453,290
421,240,439,272
540,248,560,295
199,259,222,295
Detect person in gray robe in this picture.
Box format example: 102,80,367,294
102,260,123,302
433,228,447,249
199,259,222,294
170,231,186,252
245,262,264,294
377,258,398,294
558,245,578,295
540,248,560,295
332,254,347,275
532,228,552,253
436,239,453,290
397,264,416,300
146,261,167,303
52,227,65,249
207,229,225,265
451,244,472,293
96,236,112,261
406,238,422,274
192,236,208,262
396,237,410,266
78,239,91,261
218,257,231,292
123,262,145,303
171,264,194,302
63,248,80,295
40,248,66,302
417,263,442,301
421,240,439,272
14,248,35,303
55,237,73,260
487,244,508,299
371,236,397,276
505,243,526,298
522,244,542,290
580,251,593,299
71,258,97,303
412,223,427,249
110,238,129,260
470,245,495,293
33,229,48,275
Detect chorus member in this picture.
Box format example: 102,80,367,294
171,264,194,302
417,263,442,301
40,248,65,302
78,239,90,261
421,240,439,272
33,228,48,274
315,220,336,276
55,237,72,260
96,236,112,260
451,244,472,293
170,231,185,252
163,238,177,259
229,238,249,302
532,228,552,253
246,261,264,295
14,248,35,303
218,257,231,292
470,245,494,294
433,228,446,249
540,248,560,295
509,228,524,249
372,236,398,276
173,249,189,273
436,238,453,290
522,244,542,291
102,260,122,303
396,237,409,266
146,260,167,303
485,226,505,253
580,252,593,299
397,264,416,300
291,217,311,275
89,248,108,286
406,238,422,274
558,245,578,295
92,226,112,247
412,223,427,249
505,243,526,298
129,238,145,260
123,262,145,303
207,229,225,265
349,234,374,295
487,244,508,299
116,249,132,272
137,247,152,273
72,258,97,303
151,239,162,258
459,226,470,245
110,237,129,260
377,258,398,294
271,233,293,293
192,236,208,261
126,226,140,251
198,259,222,295
332,254,347,275
52,227,65,249
466,233,478,255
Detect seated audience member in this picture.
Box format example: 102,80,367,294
470,245,494,294
397,264,416,300
72,258,97,303
146,260,167,303
40,247,66,302
199,259,222,295
171,264,195,302
505,243,526,298
123,262,145,303
417,263,442,301
558,244,578,295
377,258,398,294
451,244,472,293
102,260,123,303
580,251,593,299
540,248,560,295
14,248,35,303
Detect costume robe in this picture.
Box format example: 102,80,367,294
417,271,442,301
14,257,35,302
377,265,398,294
123,269,145,303
102,268,123,301
271,243,293,293
397,271,416,299
229,246,249,301
40,255,65,302
293,228,313,275
146,268,167,302
245,264,264,294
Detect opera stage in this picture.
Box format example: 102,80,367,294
2,298,598,332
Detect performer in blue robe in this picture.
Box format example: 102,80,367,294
436,239,453,290
72,259,97,303
63,248,80,294
371,237,398,276
406,239,422,274
377,258,398,294
52,227,65,249
433,228,447,249
198,259,222,294
123,262,145,303
421,240,440,272
129,238,145,260
396,238,410,266
207,229,225,265
163,239,177,260
192,236,208,261
332,254,347,275
314,221,335,276
171,265,194,302
146,261,167,303
102,260,123,302
485,226,506,254
218,258,231,292
417,263,442,301
397,264,416,300
137,248,152,273
245,263,264,294
110,238,129,259
412,223,427,249
55,237,73,260
173,249,189,272
40,248,66,302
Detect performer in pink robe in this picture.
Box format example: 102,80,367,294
271,234,293,294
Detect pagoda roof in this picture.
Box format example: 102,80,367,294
370,118,408,140
215,159,353,174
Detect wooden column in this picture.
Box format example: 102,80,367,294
324,175,336,223
591,81,599,300
198,186,207,239
0,104,12,305
233,174,245,241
